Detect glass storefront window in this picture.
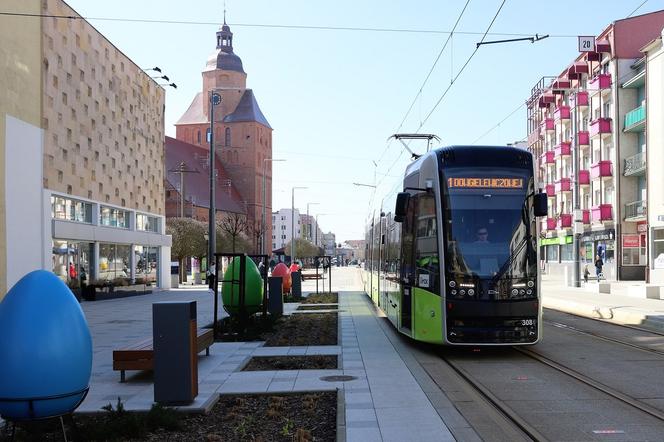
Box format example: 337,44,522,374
546,245,558,262
136,213,160,233
560,244,573,262
100,206,129,229
135,245,159,284
653,228,664,269
99,243,130,281
51,196,92,223
52,240,93,288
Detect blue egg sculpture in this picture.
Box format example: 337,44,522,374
0,270,92,420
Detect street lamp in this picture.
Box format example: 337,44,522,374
306,202,319,242
291,186,308,264
208,90,222,287
262,158,286,255
314,213,328,250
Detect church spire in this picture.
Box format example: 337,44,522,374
216,1,233,52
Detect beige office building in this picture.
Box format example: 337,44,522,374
1,0,172,295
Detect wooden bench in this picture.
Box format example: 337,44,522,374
113,328,214,382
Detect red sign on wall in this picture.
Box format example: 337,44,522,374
622,234,640,248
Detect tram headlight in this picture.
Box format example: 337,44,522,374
448,281,456,288
527,280,535,288
511,288,519,297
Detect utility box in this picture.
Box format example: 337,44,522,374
153,301,198,405
291,271,302,298
268,276,283,316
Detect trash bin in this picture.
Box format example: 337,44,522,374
153,301,198,405
268,276,283,316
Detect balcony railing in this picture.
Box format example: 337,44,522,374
591,204,613,222
589,73,611,90
545,184,555,197
624,152,646,176
582,209,590,224
590,118,612,137
577,131,590,146
555,178,571,193
540,151,555,167
541,118,555,132
624,105,646,132
555,142,571,157
591,160,613,179
578,170,590,185
558,214,572,228
554,105,570,121
571,91,589,107
624,200,646,220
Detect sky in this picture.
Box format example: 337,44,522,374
60,0,662,242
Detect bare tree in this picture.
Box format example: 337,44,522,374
246,220,267,254
218,212,249,253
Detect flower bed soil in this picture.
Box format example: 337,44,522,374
242,355,338,371
301,293,338,304
2,392,337,441
296,305,338,311
263,313,337,346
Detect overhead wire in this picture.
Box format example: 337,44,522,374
0,11,578,38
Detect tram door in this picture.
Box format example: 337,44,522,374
400,195,417,331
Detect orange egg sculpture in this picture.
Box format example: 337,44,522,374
272,262,292,292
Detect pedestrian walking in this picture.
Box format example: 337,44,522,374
594,255,604,281
583,265,590,284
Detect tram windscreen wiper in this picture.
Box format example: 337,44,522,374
491,233,532,282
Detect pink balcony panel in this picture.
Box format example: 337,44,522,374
554,105,570,120
590,118,612,137
540,150,555,166
577,131,590,146
555,178,571,193
591,204,613,222
572,91,589,107
582,209,590,224
590,160,613,179
578,169,590,185
555,142,571,157
558,214,572,228
589,73,611,90
545,184,555,197
541,118,554,131
546,218,557,230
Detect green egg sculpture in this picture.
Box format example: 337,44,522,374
222,257,264,315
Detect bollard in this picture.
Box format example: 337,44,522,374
291,271,302,298
268,276,283,316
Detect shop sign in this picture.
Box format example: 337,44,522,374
637,222,648,233
539,236,573,246
622,234,640,248
581,228,615,243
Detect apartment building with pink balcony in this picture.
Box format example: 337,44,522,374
526,11,664,282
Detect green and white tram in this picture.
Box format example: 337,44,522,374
363,145,548,345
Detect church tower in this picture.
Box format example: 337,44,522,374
175,19,273,253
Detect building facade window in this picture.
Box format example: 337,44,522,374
100,206,129,229
52,240,93,286
136,213,160,233
653,228,664,269
225,127,231,146
51,195,93,223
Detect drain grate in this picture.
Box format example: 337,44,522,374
320,375,357,382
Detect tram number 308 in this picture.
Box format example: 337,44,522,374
520,319,536,326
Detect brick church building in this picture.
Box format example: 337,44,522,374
174,20,273,252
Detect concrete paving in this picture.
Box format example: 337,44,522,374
20,266,662,441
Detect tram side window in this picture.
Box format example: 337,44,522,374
414,194,440,293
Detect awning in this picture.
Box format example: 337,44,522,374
586,51,602,62
571,62,589,75
596,39,611,53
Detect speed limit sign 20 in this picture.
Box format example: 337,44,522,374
578,36,596,52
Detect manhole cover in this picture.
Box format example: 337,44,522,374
320,375,357,382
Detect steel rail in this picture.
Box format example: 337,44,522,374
439,352,548,442
516,347,664,423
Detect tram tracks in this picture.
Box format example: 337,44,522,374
437,351,547,441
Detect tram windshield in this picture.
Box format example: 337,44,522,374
442,167,537,279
